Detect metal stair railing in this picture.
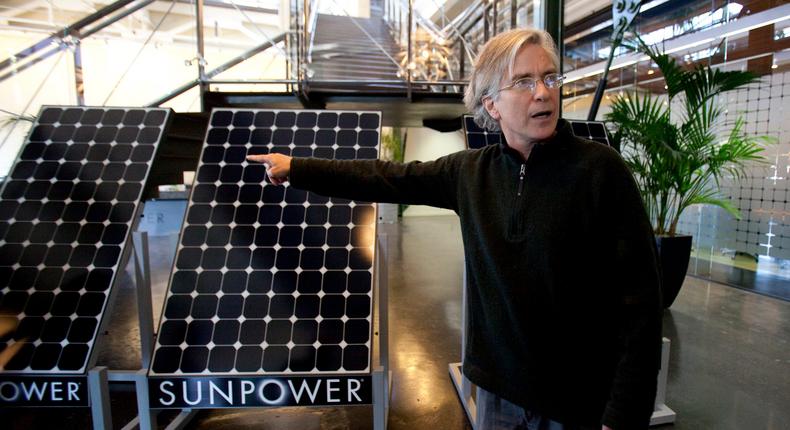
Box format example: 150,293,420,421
148,33,288,107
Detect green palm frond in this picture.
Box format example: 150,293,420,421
605,36,772,236
626,38,686,100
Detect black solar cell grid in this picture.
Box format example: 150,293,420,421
149,109,380,376
0,106,170,374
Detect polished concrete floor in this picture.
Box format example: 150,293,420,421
3,215,789,429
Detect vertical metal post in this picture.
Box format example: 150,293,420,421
492,0,498,36
195,0,207,111
135,369,158,430
511,0,518,29
373,369,387,430
373,232,390,430
484,3,489,42
397,2,402,46
532,0,542,30
296,0,304,92
460,263,473,412
460,265,467,358
406,0,413,100
543,0,563,115
72,38,85,105
89,367,112,429
133,231,155,369
459,41,465,79
650,337,676,425
655,338,670,406
377,234,389,371
543,0,563,70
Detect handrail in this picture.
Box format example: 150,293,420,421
0,0,138,73
227,0,289,59
0,0,156,83
147,33,288,107
0,50,66,150
442,0,484,34
204,78,467,86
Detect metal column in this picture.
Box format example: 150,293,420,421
195,0,207,112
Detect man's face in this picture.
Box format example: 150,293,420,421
483,44,560,145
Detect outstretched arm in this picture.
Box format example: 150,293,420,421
247,153,461,210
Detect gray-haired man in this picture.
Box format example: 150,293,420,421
249,28,662,430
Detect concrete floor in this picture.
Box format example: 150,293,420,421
3,215,789,429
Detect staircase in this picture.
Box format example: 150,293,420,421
307,4,406,92
204,2,466,127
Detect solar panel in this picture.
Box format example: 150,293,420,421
568,119,613,147
462,115,612,149
462,116,501,149
0,106,171,375
149,109,379,384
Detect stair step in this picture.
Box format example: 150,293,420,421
311,62,399,72
313,46,399,54
312,53,399,62
307,12,408,94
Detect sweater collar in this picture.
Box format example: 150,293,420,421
498,118,573,161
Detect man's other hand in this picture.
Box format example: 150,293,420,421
246,153,292,185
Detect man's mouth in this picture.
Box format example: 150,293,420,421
530,110,552,119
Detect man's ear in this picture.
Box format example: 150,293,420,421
483,96,500,121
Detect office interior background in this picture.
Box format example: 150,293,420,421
0,0,788,429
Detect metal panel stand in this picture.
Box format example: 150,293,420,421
88,227,184,429
89,367,112,429
448,265,478,428
650,338,676,425
373,233,392,430
139,228,391,429
449,265,676,428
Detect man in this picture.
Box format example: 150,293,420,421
248,28,662,430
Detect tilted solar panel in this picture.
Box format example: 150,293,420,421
149,109,380,379
0,106,171,375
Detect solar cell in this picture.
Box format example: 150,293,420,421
0,106,171,374
150,109,380,376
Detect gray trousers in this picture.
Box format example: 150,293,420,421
476,387,598,430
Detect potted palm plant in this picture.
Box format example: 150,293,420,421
605,38,772,307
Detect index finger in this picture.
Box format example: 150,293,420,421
246,154,270,164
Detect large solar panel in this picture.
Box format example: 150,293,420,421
462,115,612,149
0,106,171,374
149,109,379,379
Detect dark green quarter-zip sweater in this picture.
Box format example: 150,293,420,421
289,119,663,429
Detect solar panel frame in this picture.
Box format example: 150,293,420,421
149,108,380,378
0,105,172,375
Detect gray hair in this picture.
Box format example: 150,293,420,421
464,28,560,132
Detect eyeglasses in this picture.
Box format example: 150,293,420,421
498,73,566,93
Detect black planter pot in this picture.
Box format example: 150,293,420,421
655,235,692,308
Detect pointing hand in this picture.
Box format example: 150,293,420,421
246,153,292,186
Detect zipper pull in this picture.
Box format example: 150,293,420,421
517,164,525,196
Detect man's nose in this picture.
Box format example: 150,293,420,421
532,79,550,101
